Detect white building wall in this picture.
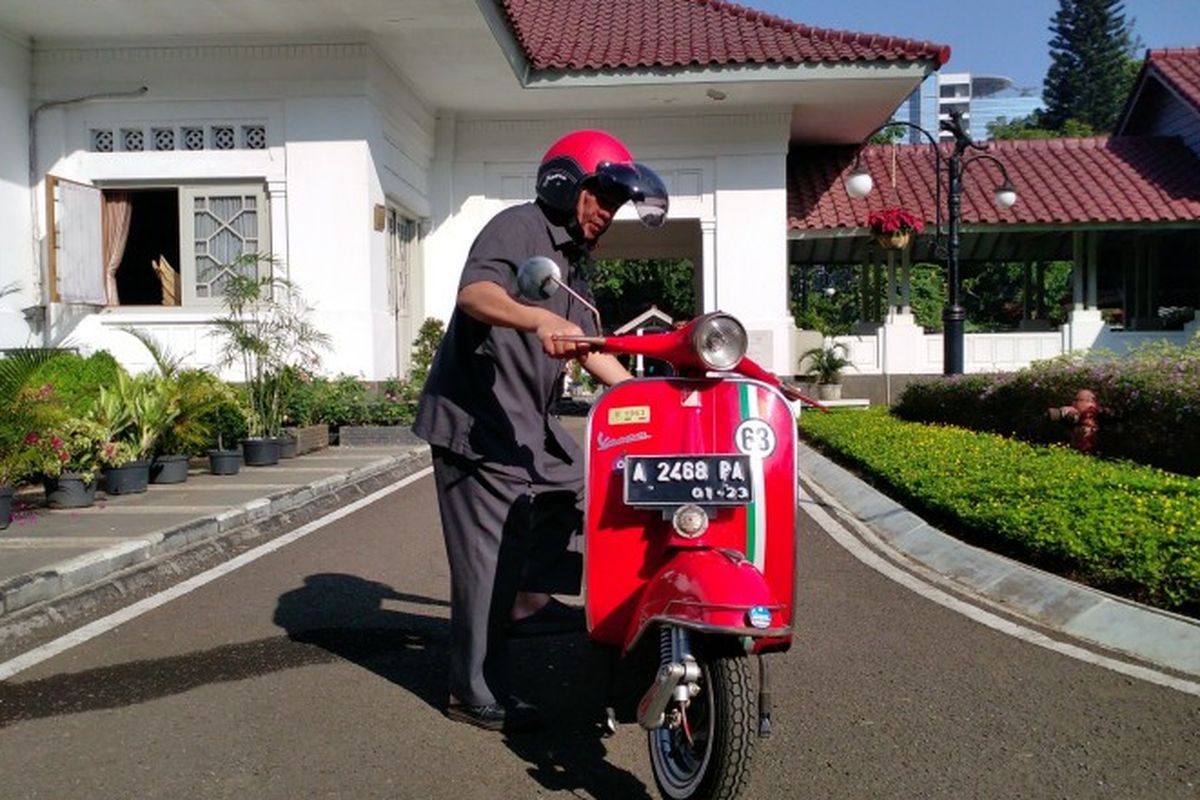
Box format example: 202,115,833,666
0,32,34,345
423,110,797,373
17,42,438,380
364,50,435,378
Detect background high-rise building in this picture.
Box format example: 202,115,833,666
891,72,1044,141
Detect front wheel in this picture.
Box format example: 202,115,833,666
647,654,756,800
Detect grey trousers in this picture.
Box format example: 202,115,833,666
431,446,584,707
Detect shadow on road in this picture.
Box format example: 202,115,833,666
272,572,450,710
275,572,651,798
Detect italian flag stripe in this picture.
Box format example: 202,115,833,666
738,383,767,570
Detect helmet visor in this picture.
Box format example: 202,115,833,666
593,162,669,228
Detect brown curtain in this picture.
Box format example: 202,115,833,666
101,192,133,306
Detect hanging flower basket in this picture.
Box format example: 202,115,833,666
867,207,923,251
874,231,911,251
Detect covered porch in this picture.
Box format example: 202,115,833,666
786,135,1200,377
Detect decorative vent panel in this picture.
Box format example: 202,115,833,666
243,126,266,150
152,128,175,151
87,123,268,152
183,128,205,151
121,129,144,151
91,129,114,153
212,127,235,150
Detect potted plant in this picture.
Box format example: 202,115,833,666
33,418,106,509
213,262,330,467
800,343,854,401
867,207,924,251
92,372,180,494
197,379,249,475
119,327,205,484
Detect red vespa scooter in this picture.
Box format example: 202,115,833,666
519,258,822,800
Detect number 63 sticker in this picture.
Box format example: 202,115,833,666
735,418,776,458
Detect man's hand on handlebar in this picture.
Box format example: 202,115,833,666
536,316,589,358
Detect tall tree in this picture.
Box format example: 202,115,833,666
1042,0,1137,132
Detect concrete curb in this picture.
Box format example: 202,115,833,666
0,447,432,621
799,440,1200,678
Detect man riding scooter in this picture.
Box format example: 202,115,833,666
412,129,670,732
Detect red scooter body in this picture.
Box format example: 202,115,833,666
583,372,798,656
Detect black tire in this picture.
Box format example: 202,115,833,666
647,654,756,800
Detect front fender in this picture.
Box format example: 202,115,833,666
622,548,791,654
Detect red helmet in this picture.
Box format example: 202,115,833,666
536,129,668,228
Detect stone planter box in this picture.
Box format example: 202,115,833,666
337,425,423,447
283,424,330,455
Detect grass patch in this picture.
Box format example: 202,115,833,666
799,408,1200,616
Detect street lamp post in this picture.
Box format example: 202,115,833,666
844,110,1017,375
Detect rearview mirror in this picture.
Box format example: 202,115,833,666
517,255,562,301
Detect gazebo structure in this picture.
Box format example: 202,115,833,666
784,47,1200,383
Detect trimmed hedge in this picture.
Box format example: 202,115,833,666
799,408,1200,615
893,342,1200,475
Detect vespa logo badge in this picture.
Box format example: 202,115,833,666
747,606,772,630
598,431,652,451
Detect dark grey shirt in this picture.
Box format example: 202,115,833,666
412,201,598,482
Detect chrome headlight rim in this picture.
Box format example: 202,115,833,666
691,313,748,371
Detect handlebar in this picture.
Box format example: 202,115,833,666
554,333,829,412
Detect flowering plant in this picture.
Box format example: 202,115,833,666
28,418,107,483
867,207,925,236
0,383,64,486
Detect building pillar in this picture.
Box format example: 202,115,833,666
700,218,717,313
267,179,289,283
1087,232,1099,309
1022,261,1033,320
1072,231,1085,311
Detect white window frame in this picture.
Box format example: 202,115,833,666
179,183,272,308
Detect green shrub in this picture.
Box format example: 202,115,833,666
26,351,125,417
195,382,249,451
799,408,1200,614
307,375,372,427
893,339,1200,475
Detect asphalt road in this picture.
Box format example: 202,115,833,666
0,459,1197,799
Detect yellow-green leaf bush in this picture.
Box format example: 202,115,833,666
799,408,1200,614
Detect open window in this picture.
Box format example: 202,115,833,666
48,177,270,307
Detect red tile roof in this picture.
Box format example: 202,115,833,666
788,136,1200,232
500,0,950,72
1146,47,1200,116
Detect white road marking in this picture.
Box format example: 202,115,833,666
800,480,1200,698
0,467,433,682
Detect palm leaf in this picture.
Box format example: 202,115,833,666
0,348,61,403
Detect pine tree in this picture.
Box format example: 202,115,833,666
1042,0,1136,132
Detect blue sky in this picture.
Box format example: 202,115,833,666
738,1,1200,92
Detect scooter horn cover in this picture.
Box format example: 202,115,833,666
536,129,669,228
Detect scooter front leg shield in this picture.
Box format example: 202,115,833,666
622,548,792,655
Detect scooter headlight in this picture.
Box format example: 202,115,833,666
672,504,709,538
691,313,747,371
